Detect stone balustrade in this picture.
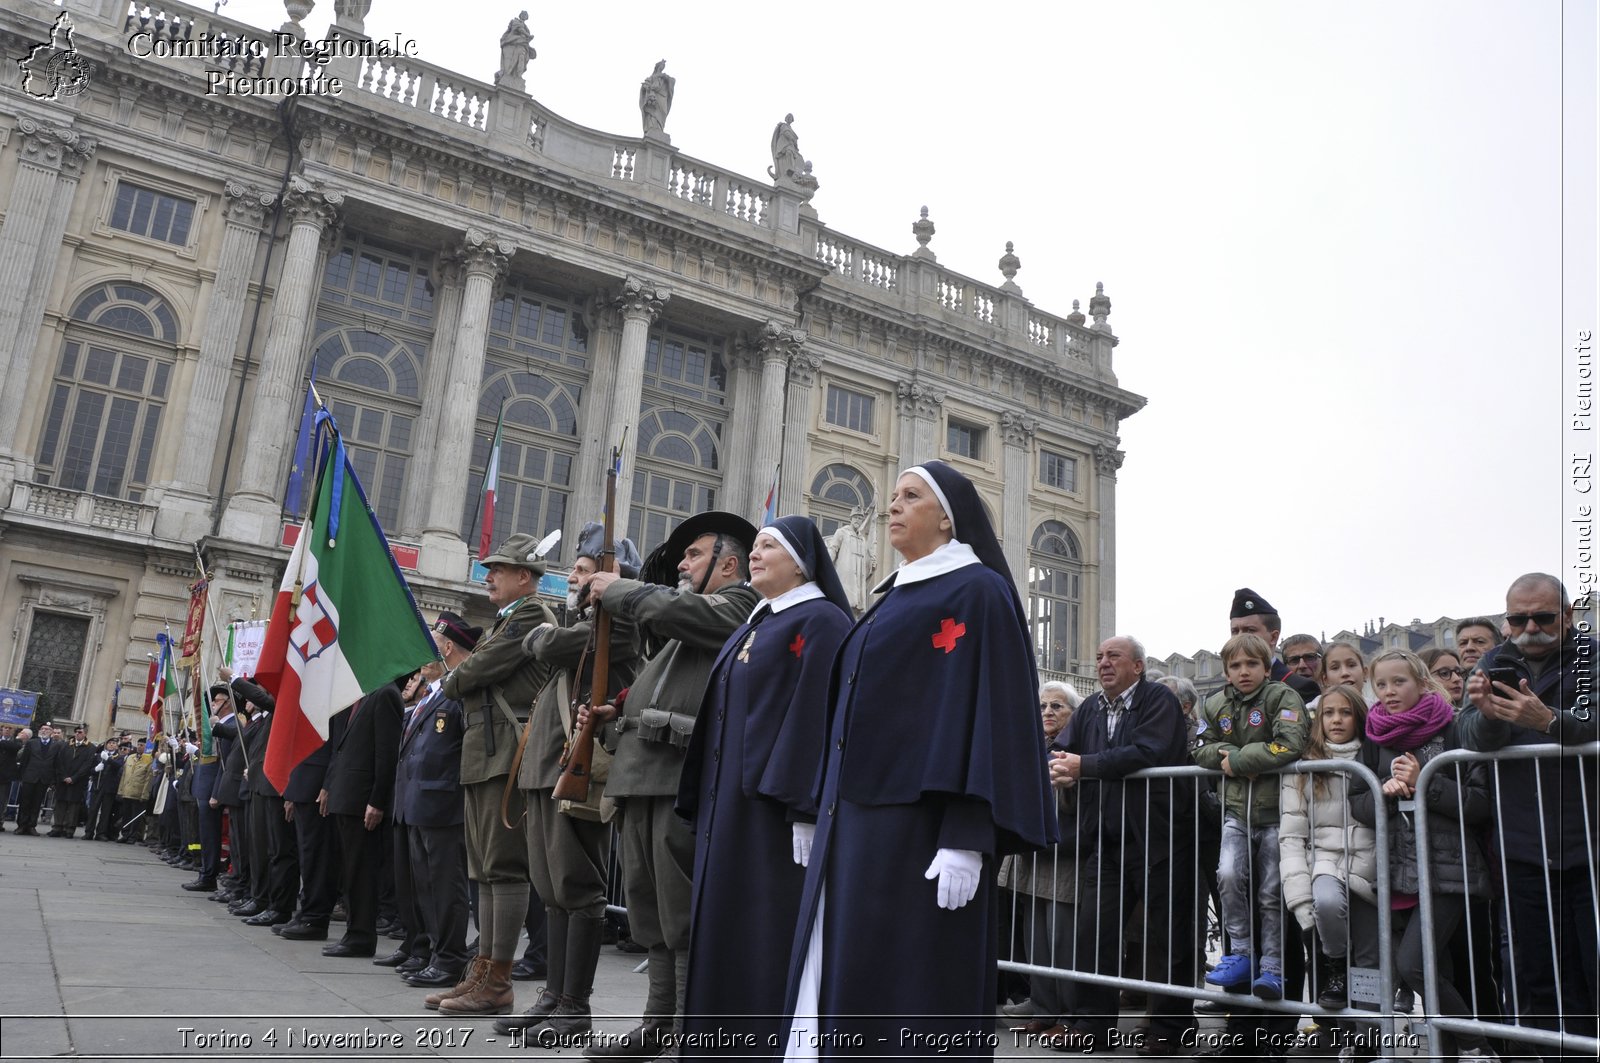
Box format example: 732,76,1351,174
354,51,493,132
10,482,158,537
122,1,268,76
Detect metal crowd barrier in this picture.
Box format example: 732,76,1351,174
995,759,1401,1045
1413,741,1600,1059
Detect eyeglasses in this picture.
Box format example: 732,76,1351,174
1285,652,1322,665
1431,667,1465,680
1504,612,1558,628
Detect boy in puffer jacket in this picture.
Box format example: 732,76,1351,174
1194,633,1308,1000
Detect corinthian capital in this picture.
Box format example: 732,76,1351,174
786,351,822,388
222,181,276,228
460,227,515,278
895,379,945,418
1000,410,1037,447
15,117,96,178
613,274,669,322
1092,442,1125,475
281,174,344,230
756,319,805,365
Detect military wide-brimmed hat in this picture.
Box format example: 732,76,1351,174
480,532,550,575
639,511,757,587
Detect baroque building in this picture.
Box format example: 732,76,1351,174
0,0,1144,731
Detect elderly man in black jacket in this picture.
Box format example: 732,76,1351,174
15,724,62,835
52,727,98,837
1051,635,1197,1055
320,679,404,958
1461,572,1599,1056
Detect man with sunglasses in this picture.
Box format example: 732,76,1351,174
1460,572,1598,1056
1279,635,1323,686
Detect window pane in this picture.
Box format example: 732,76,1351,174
93,397,140,495
131,406,162,486
37,384,73,467
116,354,149,393
59,392,106,491
169,199,194,245
111,184,136,230
83,348,116,385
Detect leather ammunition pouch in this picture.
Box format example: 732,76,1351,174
635,708,695,751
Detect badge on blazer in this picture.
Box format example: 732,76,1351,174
1248,709,1264,728
736,628,758,663
435,712,448,733
1219,716,1233,734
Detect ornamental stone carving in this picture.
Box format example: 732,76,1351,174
998,241,1021,287
281,174,344,229
756,319,805,365
15,117,96,178
460,227,515,277
1000,410,1037,447
1092,443,1125,475
896,379,946,418
1089,281,1112,331
222,181,275,227
911,206,935,259
786,351,822,388
613,274,668,321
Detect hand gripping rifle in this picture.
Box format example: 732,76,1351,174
552,446,619,802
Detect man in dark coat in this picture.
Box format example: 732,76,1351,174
277,719,339,940
393,615,476,989
1461,572,1599,1056
233,674,298,925
496,529,642,1042
86,738,124,840
1051,635,1197,1053
321,680,403,958
0,725,23,829
209,688,251,900
185,686,232,891
51,727,98,837
15,724,62,835
580,512,759,1060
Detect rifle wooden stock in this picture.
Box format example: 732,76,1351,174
552,448,619,803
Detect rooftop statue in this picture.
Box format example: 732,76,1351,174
768,113,805,184
639,59,674,139
495,11,535,86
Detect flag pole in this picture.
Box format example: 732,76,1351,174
467,398,506,563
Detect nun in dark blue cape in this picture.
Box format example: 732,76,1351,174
675,516,853,1061
781,461,1057,1061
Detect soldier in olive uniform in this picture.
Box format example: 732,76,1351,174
578,512,758,1061
431,532,557,1017
497,524,644,1044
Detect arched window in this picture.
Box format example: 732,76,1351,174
630,406,722,551
460,370,581,546
1029,520,1083,674
311,327,423,530
807,463,875,537
34,284,178,501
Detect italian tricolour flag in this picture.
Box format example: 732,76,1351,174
477,402,505,560
257,414,439,791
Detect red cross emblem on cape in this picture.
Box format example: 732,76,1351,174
789,634,805,658
290,581,338,662
932,617,967,654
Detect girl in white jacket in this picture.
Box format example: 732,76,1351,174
1278,684,1377,1010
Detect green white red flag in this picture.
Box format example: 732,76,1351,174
477,403,505,559
257,412,439,791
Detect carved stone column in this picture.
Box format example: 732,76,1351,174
778,352,821,516
152,184,276,540
568,296,618,549
717,340,759,522
0,119,97,481
1092,443,1124,639
418,230,514,581
894,379,945,470
219,176,343,547
999,411,1036,596
604,276,667,539
399,250,466,539
750,321,804,519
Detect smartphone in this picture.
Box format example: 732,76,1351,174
1485,665,1523,693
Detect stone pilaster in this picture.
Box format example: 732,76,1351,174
777,352,821,515
1092,442,1123,639
999,411,1036,596
218,176,343,547
0,119,97,485
604,276,667,540
894,379,945,470
399,250,466,539
750,320,804,519
717,340,759,522
154,184,276,541
568,296,618,551
418,229,514,581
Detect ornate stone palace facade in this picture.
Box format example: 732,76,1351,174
0,0,1143,732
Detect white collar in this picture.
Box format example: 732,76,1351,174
748,581,824,621
873,540,980,592
427,677,443,697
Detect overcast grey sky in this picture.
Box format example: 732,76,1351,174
221,0,1585,656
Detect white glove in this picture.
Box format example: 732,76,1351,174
792,822,815,867
100,750,111,762
184,742,199,756
923,848,982,910
165,735,179,749
157,752,170,765
94,762,103,773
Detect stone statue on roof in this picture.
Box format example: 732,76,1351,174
768,113,805,184
639,59,674,140
495,11,535,86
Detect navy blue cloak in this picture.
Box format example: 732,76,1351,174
783,562,1055,1058
677,596,852,1061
